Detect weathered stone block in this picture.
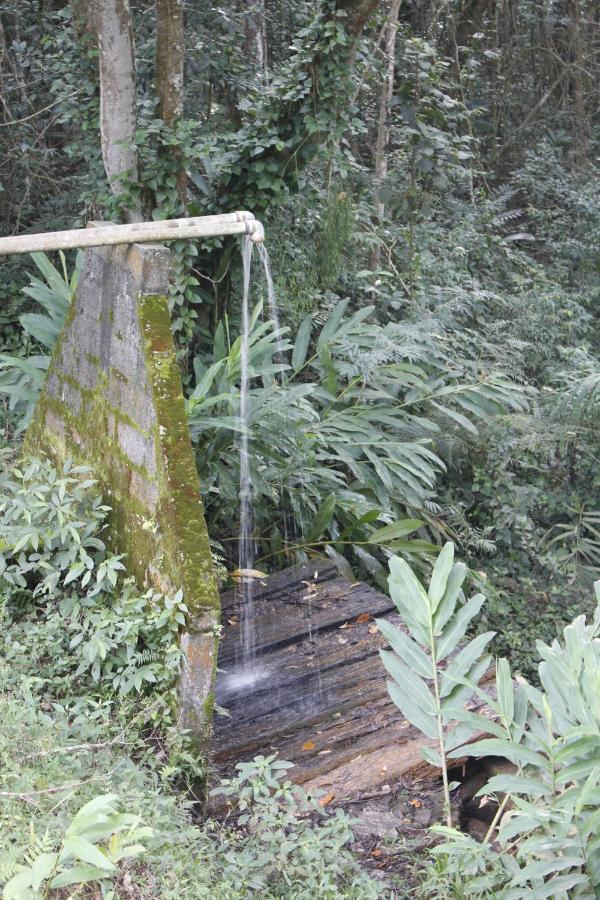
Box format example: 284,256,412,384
25,233,220,749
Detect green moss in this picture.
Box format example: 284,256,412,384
139,293,221,617
110,367,128,384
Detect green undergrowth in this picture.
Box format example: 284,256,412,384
0,455,384,899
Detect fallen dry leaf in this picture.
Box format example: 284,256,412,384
301,580,318,595
409,799,422,808
319,793,334,807
230,568,268,579
368,624,379,635
370,848,383,858
302,740,316,751
339,622,351,630
227,618,238,626
355,612,371,624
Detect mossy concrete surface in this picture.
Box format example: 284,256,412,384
25,235,220,746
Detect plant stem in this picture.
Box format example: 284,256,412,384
428,616,452,827
483,791,510,844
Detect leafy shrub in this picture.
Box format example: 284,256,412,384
0,457,185,705
211,755,381,899
0,679,382,899
3,793,151,900
190,293,524,581
379,541,600,898
0,458,383,899
0,251,82,434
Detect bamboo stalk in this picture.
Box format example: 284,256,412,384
0,212,265,256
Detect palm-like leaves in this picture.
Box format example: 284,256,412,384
189,298,526,574
0,251,82,432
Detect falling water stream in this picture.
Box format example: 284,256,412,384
220,237,273,694
220,237,323,703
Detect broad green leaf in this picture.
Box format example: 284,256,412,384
3,869,34,899
527,875,588,899
30,852,59,890
379,650,436,714
387,539,439,554
20,313,62,349
324,545,354,581
69,793,119,826
448,737,553,773
190,359,226,400
368,519,423,544
437,593,486,660
376,618,432,679
440,631,495,697
421,745,442,767
50,864,110,889
478,774,552,798
441,655,492,712
444,719,479,753
444,709,505,740
497,658,514,726
305,493,336,544
510,856,585,885
433,562,467,634
555,755,600,785
317,299,349,349
428,542,454,610
292,314,312,371
388,556,431,633
387,680,438,740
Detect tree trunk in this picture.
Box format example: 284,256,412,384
95,0,142,221
370,0,401,270
569,0,588,165
155,0,186,208
242,1,268,82
156,0,184,125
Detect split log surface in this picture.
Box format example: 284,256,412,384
213,563,495,800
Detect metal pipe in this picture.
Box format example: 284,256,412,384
0,211,265,256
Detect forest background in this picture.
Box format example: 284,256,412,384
0,1,599,895
2,0,598,669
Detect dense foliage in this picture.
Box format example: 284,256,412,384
0,458,381,898
381,543,600,897
1,0,599,895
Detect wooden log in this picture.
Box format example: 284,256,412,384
213,563,498,801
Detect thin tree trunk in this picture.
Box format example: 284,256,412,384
569,0,587,165
370,0,401,270
156,0,184,125
95,0,142,221
155,0,186,209
242,1,268,82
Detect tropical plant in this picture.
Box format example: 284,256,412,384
379,541,600,898
0,251,81,432
211,754,380,899
0,457,186,704
190,294,525,580
540,500,600,581
376,542,495,826
3,794,151,899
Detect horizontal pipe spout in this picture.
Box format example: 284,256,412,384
0,212,265,256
